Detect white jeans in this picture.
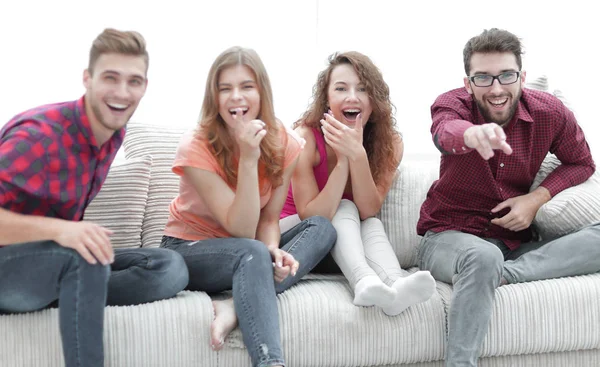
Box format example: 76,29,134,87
330,199,404,288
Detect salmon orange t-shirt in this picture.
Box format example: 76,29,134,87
163,124,304,241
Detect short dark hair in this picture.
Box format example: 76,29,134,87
88,28,149,75
463,28,523,75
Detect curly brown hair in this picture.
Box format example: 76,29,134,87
294,51,400,184
196,46,285,190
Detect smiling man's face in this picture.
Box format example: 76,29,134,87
464,52,526,126
83,52,148,144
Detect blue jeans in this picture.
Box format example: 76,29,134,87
0,241,110,367
108,247,189,306
161,215,336,367
0,242,189,367
417,223,600,367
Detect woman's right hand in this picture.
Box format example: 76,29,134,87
268,246,299,282
232,108,267,161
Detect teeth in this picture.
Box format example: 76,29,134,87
229,107,248,113
343,109,360,113
108,103,128,109
489,98,507,106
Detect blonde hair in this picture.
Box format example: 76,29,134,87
197,46,285,189
295,51,399,184
88,28,149,75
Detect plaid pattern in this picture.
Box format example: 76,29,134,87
0,96,125,221
418,87,595,249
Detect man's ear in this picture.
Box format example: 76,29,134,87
83,69,91,89
520,70,527,86
463,76,473,95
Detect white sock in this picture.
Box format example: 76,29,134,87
381,271,436,316
353,275,396,307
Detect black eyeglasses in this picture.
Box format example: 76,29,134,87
468,71,521,87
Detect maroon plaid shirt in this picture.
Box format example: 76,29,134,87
417,87,595,249
0,96,124,221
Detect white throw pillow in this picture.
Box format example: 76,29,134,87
123,123,188,247
83,156,152,249
531,155,600,239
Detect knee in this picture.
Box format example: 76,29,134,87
64,248,111,284
148,249,189,294
307,215,337,250
333,200,359,224
459,245,504,280
238,239,272,266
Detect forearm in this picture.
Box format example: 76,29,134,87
256,219,281,250
540,164,595,197
0,207,63,245
300,161,349,220
348,153,384,219
226,157,261,238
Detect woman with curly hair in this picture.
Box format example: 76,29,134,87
280,51,435,316
161,46,336,367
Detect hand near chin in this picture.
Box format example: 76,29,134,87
464,123,513,160
232,107,267,160
320,110,364,160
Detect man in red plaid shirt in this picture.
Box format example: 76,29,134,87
417,28,600,367
0,29,188,367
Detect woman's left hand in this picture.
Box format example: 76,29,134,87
321,111,365,161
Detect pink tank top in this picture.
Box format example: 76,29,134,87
280,128,353,218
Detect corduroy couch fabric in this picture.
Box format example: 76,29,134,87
1,123,598,366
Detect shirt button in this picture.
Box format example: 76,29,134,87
500,163,505,167
452,148,456,153
462,146,466,150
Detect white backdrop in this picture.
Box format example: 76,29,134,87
1,0,598,159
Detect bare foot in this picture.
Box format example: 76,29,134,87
210,298,238,351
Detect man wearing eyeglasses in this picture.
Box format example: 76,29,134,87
416,28,599,367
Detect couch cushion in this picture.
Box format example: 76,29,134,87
0,291,216,367
437,273,600,358
378,160,440,268
218,271,447,367
530,155,600,239
123,123,187,247
83,156,152,249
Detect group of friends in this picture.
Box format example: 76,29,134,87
0,27,598,367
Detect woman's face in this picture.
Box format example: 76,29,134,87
326,64,372,128
217,64,261,130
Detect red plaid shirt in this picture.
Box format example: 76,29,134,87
0,96,124,221
417,87,595,249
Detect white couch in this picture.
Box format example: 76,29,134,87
2,79,600,367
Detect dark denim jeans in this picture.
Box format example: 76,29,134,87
108,247,189,306
0,241,110,367
0,242,189,367
161,215,336,367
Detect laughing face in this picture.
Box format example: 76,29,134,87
217,64,261,130
327,64,372,128
464,52,526,126
83,53,148,144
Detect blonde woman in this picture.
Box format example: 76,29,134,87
161,46,336,367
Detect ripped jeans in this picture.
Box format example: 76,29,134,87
161,215,336,367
